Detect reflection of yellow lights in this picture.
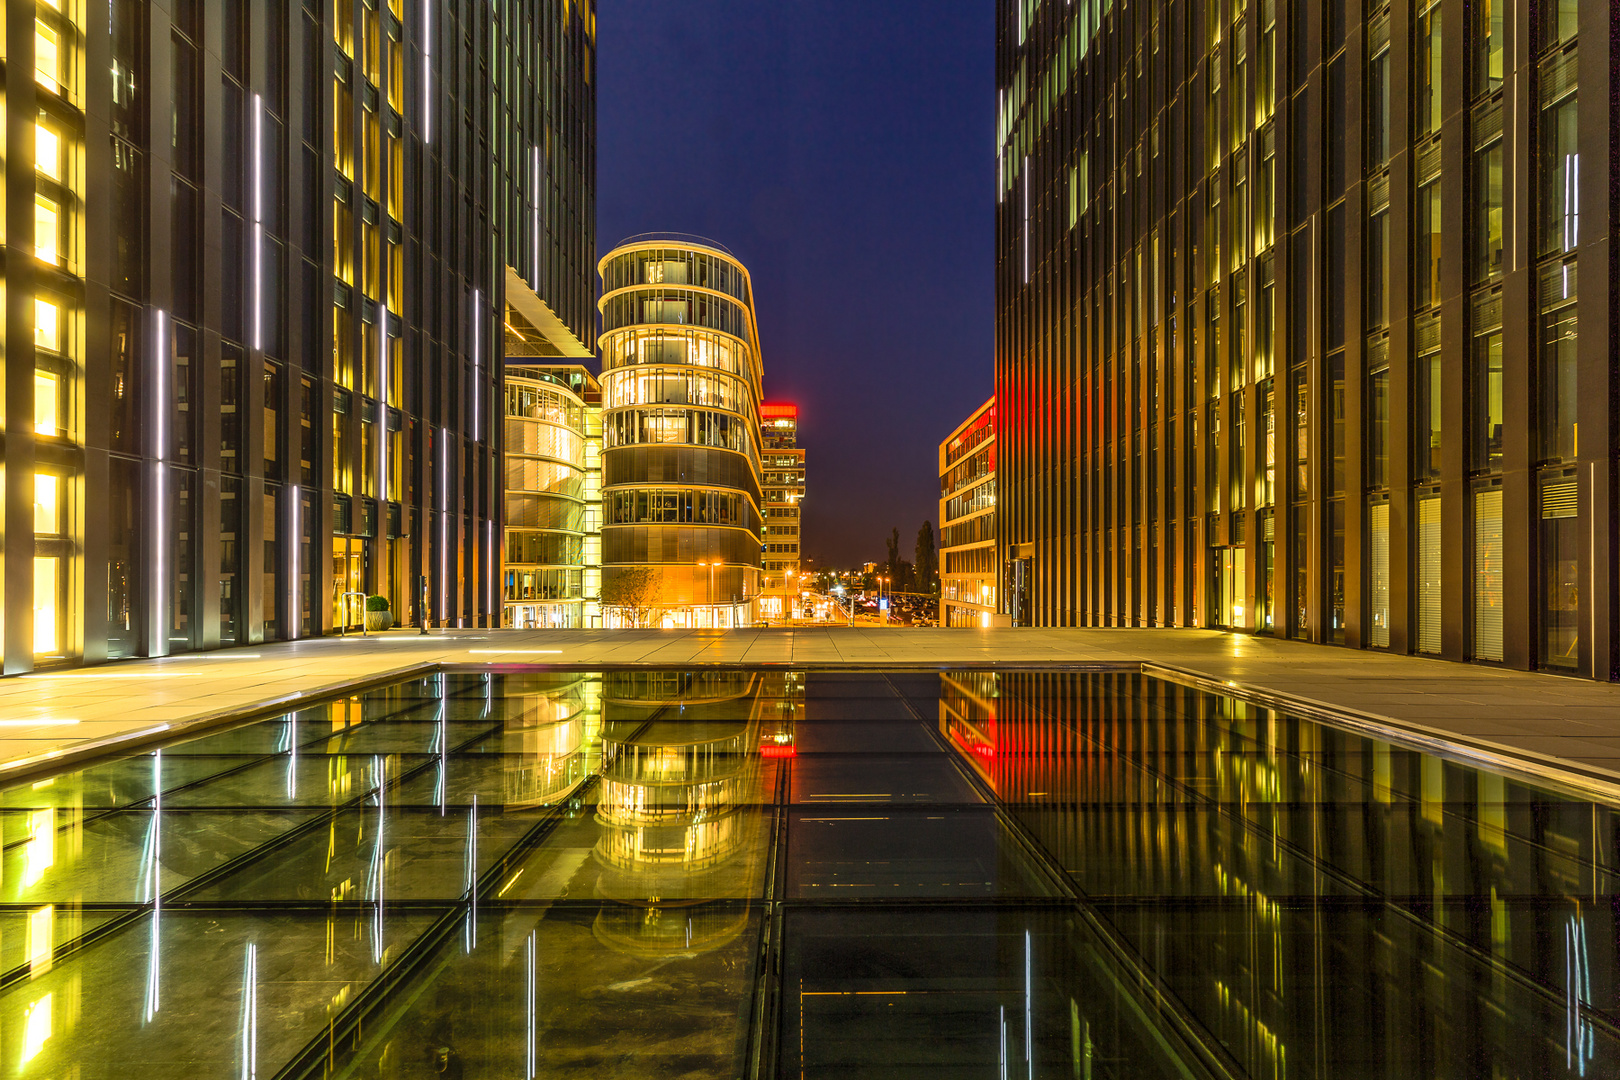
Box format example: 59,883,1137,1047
27,906,53,974
24,809,55,887
21,993,52,1064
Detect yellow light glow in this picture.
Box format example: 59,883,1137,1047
35,125,61,182
34,372,59,436
32,559,59,657
23,809,55,886
34,300,59,353
21,993,53,1064
34,474,59,535
27,905,54,974
34,23,60,94
34,198,59,265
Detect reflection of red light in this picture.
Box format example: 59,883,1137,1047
760,745,797,759
948,728,995,760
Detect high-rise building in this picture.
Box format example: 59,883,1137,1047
502,365,602,629
597,236,765,628
2,0,596,671
997,0,1618,677
759,403,805,620
939,398,998,627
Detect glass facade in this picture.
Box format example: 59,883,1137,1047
939,399,999,628
996,0,1618,677
0,0,598,670
502,366,601,629
597,238,765,628
759,404,806,621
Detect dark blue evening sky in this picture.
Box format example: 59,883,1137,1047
597,1,995,569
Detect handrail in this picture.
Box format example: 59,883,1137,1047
612,232,738,257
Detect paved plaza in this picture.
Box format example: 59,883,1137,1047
2,627,1618,793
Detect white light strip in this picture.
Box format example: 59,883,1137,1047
531,146,541,288
525,932,537,1079
487,520,495,624
379,306,390,499
471,289,481,442
252,95,264,351
467,649,562,655
441,427,450,619
422,0,432,143
153,310,169,658
289,485,301,639
239,942,258,1080
1022,158,1030,284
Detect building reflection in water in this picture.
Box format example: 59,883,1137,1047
939,669,1620,1079
592,670,794,957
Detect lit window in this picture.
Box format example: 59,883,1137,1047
21,992,53,1065
34,474,59,535
35,22,60,94
34,371,59,436
34,196,59,265
35,124,61,182
26,906,53,974
34,299,59,352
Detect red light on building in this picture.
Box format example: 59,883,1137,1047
760,402,798,419
759,745,797,759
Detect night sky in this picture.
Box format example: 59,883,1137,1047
596,1,995,569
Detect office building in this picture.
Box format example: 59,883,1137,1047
939,397,998,627
759,402,805,620
997,0,1617,676
502,364,602,629
597,235,765,628
1,0,596,671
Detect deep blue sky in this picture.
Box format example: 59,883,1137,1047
597,1,995,569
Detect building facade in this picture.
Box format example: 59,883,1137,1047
503,365,601,629
2,0,596,671
939,398,999,627
759,402,805,620
597,236,764,628
996,0,1617,677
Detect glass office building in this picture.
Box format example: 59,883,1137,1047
939,398,999,627
997,0,1618,677
503,365,602,629
0,0,596,672
597,236,765,628
759,403,805,621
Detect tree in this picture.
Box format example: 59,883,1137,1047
885,527,901,577
915,521,938,596
602,566,665,628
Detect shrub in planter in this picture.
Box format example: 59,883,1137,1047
364,595,394,631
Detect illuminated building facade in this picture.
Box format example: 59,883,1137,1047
0,0,595,672
597,236,765,628
502,365,602,629
939,397,998,627
758,402,805,620
997,0,1618,676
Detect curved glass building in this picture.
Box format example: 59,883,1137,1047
597,237,765,628
503,366,601,628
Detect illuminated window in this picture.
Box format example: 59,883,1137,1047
34,474,59,535
33,558,60,656
21,992,53,1064
34,196,60,264
34,371,59,435
26,906,54,974
35,124,62,181
34,299,60,353
35,21,61,93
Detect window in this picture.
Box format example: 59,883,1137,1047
1416,494,1443,654
34,299,60,353
34,371,60,436
33,557,60,656
1367,37,1391,167
1473,486,1504,661
35,124,62,182
1540,474,1579,670
1366,206,1390,326
35,20,61,94
1472,324,1504,473
1416,2,1442,136
1367,500,1390,647
1539,275,1577,462
1474,0,1503,95
34,474,60,535
1473,141,1503,282
1415,181,1441,309
1416,340,1442,480
34,197,60,266
1540,93,1578,257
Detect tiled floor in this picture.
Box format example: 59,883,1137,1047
2,626,1619,787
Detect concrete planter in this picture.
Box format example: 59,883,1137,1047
364,609,394,632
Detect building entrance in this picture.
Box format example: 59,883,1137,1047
333,537,368,632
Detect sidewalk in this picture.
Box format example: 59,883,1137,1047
2,627,1619,793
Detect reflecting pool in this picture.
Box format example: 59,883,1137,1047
0,669,1615,1078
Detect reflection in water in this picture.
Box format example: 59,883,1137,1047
940,669,1620,1079
1,668,1610,1078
